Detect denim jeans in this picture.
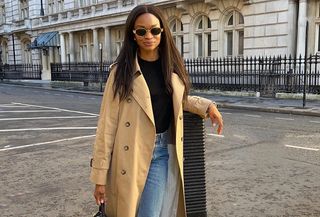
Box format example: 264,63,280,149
137,131,169,217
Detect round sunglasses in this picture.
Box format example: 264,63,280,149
133,27,163,37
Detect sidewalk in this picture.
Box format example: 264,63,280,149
1,80,320,117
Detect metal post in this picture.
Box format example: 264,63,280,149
303,21,308,108
99,43,103,92
40,0,44,16
12,34,16,70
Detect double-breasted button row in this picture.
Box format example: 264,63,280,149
121,170,126,175
125,122,130,127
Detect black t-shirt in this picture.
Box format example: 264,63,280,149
138,56,173,133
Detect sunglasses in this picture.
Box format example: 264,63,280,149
133,27,163,37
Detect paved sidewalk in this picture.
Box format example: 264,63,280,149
1,80,320,117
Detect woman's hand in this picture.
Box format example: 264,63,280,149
207,103,223,135
94,184,106,205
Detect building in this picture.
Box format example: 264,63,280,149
0,0,319,80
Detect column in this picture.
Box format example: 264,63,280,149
86,30,92,61
59,33,66,63
288,0,297,56
69,32,75,62
296,0,307,57
104,26,111,61
93,28,99,62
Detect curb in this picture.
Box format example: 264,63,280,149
2,82,320,117
217,103,320,117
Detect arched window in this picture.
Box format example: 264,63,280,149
169,18,184,56
1,41,9,64
224,11,244,56
194,15,211,57
22,40,32,64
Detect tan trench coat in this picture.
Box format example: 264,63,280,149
90,56,213,217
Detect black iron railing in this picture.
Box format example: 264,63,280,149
185,55,320,95
0,64,42,80
51,62,112,83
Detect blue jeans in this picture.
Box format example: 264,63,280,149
137,131,169,217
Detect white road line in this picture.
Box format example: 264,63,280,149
0,110,60,113
222,112,232,115
0,135,96,152
0,127,97,132
309,120,320,124
275,117,294,121
285,145,319,151
0,116,97,121
12,102,99,116
0,105,31,108
244,114,262,118
54,93,61,96
207,133,225,138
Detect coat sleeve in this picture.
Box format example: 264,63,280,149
90,66,119,185
183,95,215,119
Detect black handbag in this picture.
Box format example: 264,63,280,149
93,203,107,217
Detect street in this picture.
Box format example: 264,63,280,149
0,84,320,217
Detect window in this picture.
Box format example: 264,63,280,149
48,0,54,14
0,5,5,24
20,0,29,19
79,34,88,62
58,0,64,12
1,41,9,64
194,15,212,57
224,11,244,56
22,41,32,64
114,29,124,57
170,19,184,56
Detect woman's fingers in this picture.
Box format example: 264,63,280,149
94,185,106,205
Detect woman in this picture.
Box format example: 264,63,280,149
90,4,223,217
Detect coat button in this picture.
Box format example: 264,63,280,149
181,137,183,142
125,122,130,127
124,145,129,151
179,115,183,120
127,98,132,103
121,170,126,175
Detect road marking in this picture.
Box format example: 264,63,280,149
222,112,232,115
207,133,225,138
0,127,97,132
0,116,97,121
0,135,96,152
285,145,319,151
244,114,261,118
54,93,61,96
275,117,294,121
0,105,31,108
0,110,60,113
309,120,320,124
12,102,99,116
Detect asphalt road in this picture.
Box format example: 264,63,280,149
0,84,320,217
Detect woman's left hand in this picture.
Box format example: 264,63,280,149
207,103,223,135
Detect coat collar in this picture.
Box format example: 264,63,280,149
131,54,185,128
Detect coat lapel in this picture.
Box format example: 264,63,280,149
171,73,185,126
131,55,155,126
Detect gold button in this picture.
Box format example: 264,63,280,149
124,146,129,151
179,116,183,120
127,98,132,103
125,122,130,127
181,137,183,142
121,170,126,175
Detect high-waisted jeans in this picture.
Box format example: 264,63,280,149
137,131,169,217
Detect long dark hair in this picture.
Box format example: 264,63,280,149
113,4,190,100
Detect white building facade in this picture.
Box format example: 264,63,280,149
0,0,319,80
